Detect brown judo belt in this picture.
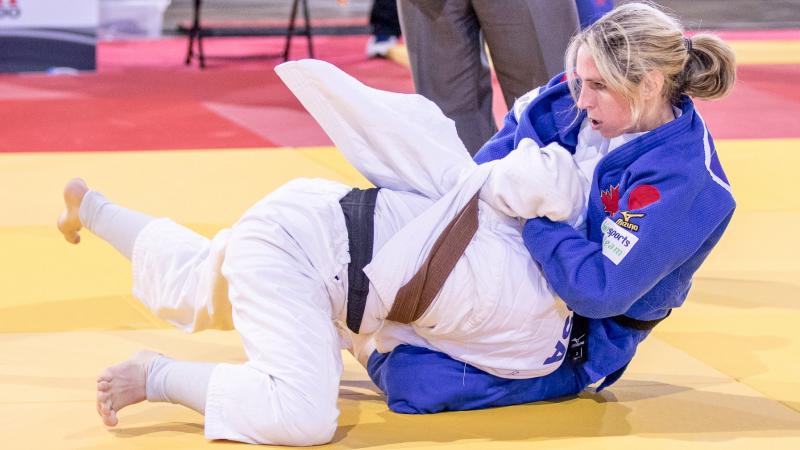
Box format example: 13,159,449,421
387,193,480,324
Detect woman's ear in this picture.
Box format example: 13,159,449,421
641,70,665,100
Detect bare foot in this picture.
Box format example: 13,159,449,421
57,178,89,244
96,350,159,427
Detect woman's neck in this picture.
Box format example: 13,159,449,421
632,101,676,133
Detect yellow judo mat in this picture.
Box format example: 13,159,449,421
3,32,800,448
2,137,800,449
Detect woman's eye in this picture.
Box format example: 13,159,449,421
592,82,605,90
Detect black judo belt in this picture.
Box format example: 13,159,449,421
340,189,480,333
568,310,672,363
340,185,673,352
339,187,380,333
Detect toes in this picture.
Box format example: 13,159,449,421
97,390,110,406
57,213,81,245
105,410,119,427
98,397,118,427
101,406,118,427
97,370,113,383
97,390,115,425
67,230,80,244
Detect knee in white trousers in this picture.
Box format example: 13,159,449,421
129,179,352,445
205,363,338,446
203,179,351,445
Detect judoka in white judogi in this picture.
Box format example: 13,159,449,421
69,60,634,445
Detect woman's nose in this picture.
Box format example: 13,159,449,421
576,88,592,110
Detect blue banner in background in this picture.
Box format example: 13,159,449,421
0,0,97,73
576,0,614,29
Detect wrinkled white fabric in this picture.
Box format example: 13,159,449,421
480,138,588,227
275,59,472,200
133,179,350,446
276,60,576,378
79,190,155,260
146,355,215,414
132,219,233,333
126,59,599,444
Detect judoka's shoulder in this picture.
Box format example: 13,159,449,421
627,133,734,204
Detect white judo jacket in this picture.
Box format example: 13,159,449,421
276,60,587,378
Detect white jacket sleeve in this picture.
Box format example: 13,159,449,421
275,59,473,200
479,138,589,228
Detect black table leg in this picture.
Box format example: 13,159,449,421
185,0,206,68
302,0,314,59
283,0,301,61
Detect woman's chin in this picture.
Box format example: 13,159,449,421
598,129,617,139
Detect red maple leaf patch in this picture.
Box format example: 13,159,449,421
601,184,620,215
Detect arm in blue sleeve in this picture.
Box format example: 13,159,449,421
473,109,518,164
523,172,734,318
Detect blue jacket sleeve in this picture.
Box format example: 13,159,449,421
523,162,735,318
473,109,518,164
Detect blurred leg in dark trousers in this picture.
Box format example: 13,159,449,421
367,0,401,58
397,0,580,155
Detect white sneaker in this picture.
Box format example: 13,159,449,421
366,35,399,58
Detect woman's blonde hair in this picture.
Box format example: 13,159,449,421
564,1,736,123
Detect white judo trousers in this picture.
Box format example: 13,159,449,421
133,178,351,445
128,60,586,445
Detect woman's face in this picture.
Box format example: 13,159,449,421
575,46,633,138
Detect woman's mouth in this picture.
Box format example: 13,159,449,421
590,118,601,129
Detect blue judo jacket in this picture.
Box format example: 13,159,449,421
367,75,736,414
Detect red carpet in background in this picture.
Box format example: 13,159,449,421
1,33,798,153
704,29,800,40
694,64,800,140
1,36,414,153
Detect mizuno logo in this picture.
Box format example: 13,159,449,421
615,211,645,232
620,211,644,222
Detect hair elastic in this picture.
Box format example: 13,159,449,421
684,37,693,53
